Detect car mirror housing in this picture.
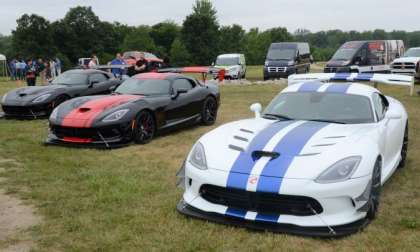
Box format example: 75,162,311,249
250,103,262,118
385,109,401,120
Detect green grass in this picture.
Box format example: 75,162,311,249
0,79,420,251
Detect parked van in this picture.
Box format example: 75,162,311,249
213,54,246,79
324,40,404,73
263,42,312,80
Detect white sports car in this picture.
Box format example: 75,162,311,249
177,73,412,237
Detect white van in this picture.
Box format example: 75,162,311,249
213,54,246,79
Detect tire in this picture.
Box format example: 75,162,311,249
366,158,382,220
133,110,156,144
201,96,218,125
398,122,409,169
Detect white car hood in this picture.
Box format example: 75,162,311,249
392,57,420,64
200,118,375,180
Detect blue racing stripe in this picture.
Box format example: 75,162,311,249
225,208,247,219
255,213,280,223
330,72,351,81
298,82,324,92
325,83,351,93
256,121,328,193
354,73,374,81
226,121,295,190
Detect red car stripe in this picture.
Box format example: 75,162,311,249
63,137,93,143
134,72,176,80
61,95,140,128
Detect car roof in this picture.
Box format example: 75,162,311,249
217,54,241,58
282,81,378,98
133,72,186,80
66,69,108,75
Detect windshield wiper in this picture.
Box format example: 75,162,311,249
306,119,347,124
263,113,295,121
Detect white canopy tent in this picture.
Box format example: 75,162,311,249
0,54,8,77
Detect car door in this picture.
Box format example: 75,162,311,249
165,78,201,124
84,73,111,95
372,93,401,176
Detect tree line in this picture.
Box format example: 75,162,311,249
1,0,420,70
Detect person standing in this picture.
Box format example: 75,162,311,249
50,59,56,79
25,60,36,86
88,54,98,69
55,57,61,75
37,59,46,84
20,60,27,80
9,59,16,80
127,52,147,77
110,53,126,77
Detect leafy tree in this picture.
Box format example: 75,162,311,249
12,14,55,58
181,0,220,65
219,24,245,54
170,38,191,66
121,25,156,53
150,21,180,55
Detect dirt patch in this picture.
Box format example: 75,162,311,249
0,159,41,252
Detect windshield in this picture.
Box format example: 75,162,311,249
216,57,239,66
264,92,374,124
115,79,170,95
331,49,358,61
51,72,88,85
267,49,296,60
403,48,420,57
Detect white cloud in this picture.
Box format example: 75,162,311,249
1,0,419,35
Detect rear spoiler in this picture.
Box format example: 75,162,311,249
288,73,415,95
158,67,221,82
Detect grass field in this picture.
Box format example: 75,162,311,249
0,73,419,251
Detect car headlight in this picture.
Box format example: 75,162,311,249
264,61,269,67
288,61,294,66
50,107,59,120
189,142,207,170
102,109,129,122
1,93,7,104
315,156,361,184
32,94,51,103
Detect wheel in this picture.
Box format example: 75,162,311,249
133,110,156,144
263,76,269,81
398,122,409,168
366,158,382,220
201,96,218,125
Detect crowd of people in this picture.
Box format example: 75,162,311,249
8,57,62,86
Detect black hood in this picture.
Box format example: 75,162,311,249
2,85,65,105
326,59,352,67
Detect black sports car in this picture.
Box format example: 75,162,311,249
0,69,122,119
46,70,220,148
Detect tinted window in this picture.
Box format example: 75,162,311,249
90,73,108,83
372,93,387,121
264,92,375,124
332,42,364,61
51,72,88,85
115,79,170,95
267,49,296,60
173,79,194,91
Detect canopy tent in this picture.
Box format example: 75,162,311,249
0,54,8,77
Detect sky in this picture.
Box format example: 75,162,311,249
1,0,419,35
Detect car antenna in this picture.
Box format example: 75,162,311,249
307,204,337,235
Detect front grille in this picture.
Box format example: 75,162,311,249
2,105,48,116
268,67,286,73
392,62,416,69
324,67,337,73
51,125,125,140
200,184,323,216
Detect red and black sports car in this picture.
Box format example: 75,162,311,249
46,71,220,148
1,69,122,119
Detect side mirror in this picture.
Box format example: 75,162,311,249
385,109,401,120
109,85,117,92
171,88,188,99
250,103,262,118
89,80,99,87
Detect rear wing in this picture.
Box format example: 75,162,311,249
288,73,415,95
158,67,221,82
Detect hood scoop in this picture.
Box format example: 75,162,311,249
252,151,280,161
78,107,91,113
